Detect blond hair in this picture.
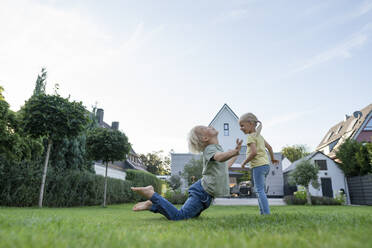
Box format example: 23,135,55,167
188,126,205,153
239,112,262,136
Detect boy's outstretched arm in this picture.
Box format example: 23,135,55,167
264,139,279,164
213,139,242,163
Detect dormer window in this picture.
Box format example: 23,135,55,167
224,123,229,136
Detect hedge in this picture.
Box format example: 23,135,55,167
0,157,162,207
125,169,162,202
284,195,342,205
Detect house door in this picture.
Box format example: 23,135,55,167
321,178,333,198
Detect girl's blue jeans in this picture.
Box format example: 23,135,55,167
252,164,270,215
149,180,213,221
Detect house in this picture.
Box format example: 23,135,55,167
171,103,285,197
283,151,347,198
93,108,147,180
316,104,372,159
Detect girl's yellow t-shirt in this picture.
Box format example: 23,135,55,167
246,133,269,168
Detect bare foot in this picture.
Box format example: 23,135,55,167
132,200,153,211
131,185,155,199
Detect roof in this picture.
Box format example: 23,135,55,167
283,151,332,173
316,103,372,157
209,103,239,126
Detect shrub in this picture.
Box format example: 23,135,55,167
164,189,188,205
284,195,342,205
125,169,162,201
0,157,135,207
125,169,162,192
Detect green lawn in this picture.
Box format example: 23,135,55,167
1,204,372,248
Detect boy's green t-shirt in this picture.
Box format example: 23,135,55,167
201,144,229,197
246,133,269,168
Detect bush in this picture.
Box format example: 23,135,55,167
0,157,135,207
284,195,342,205
164,189,188,205
336,139,372,176
44,169,134,207
125,169,162,201
125,169,162,193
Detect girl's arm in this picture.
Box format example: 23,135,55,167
213,139,242,162
264,139,279,164
241,142,257,168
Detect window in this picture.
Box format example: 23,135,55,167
336,125,343,134
224,123,229,136
365,118,372,131
315,160,327,170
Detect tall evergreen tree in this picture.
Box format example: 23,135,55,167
33,68,47,96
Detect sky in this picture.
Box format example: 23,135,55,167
1,0,371,155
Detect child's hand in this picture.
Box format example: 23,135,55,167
241,164,245,169
272,159,279,165
234,139,243,155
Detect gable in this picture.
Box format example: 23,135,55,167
209,104,239,127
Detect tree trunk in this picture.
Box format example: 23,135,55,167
103,162,108,208
305,186,312,205
39,139,52,208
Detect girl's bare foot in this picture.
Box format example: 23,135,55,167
132,200,153,211
131,185,155,199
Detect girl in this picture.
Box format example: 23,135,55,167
131,125,242,221
239,113,278,215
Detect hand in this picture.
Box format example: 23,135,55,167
272,159,279,165
241,163,245,169
234,139,243,155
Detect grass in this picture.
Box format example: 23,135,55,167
1,204,372,248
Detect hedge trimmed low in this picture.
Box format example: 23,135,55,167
0,157,162,207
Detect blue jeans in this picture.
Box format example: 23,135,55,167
252,164,270,215
149,180,213,221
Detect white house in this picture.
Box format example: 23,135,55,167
94,163,126,180
283,151,347,199
171,103,285,197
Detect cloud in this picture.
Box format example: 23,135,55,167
290,24,371,74
265,110,315,128
352,0,372,18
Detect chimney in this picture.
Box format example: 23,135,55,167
96,108,104,125
112,121,119,130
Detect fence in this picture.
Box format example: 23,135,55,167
347,174,372,205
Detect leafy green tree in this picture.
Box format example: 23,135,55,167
290,160,319,205
139,151,171,175
86,127,131,207
0,87,43,162
281,144,310,162
336,139,372,176
182,158,203,186
22,93,88,207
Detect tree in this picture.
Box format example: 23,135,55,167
33,68,47,96
168,175,181,190
22,93,88,207
290,160,319,205
336,139,372,177
86,127,131,207
139,151,171,175
0,86,4,100
182,158,203,186
281,144,310,162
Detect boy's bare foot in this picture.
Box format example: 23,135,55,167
132,200,153,211
131,185,155,199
